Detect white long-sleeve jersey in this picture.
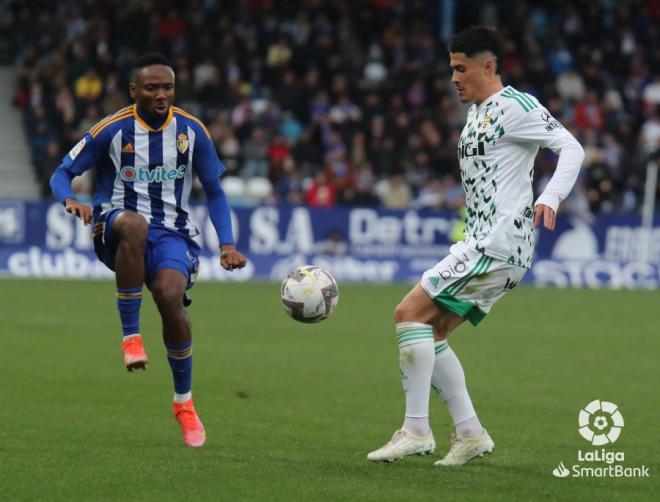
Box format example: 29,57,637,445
457,85,585,268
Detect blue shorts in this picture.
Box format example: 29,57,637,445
93,209,201,289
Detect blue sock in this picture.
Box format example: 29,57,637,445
116,286,142,337
165,341,193,395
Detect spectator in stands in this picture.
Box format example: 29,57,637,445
643,76,660,109
267,134,291,181
9,0,657,212
377,171,413,209
74,68,103,103
574,90,604,131
242,127,269,179
306,171,336,207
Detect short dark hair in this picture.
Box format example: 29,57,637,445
448,26,503,73
132,53,173,80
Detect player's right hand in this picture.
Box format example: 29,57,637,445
64,198,93,225
220,244,247,271
533,203,556,231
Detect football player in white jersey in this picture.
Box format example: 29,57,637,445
368,26,584,466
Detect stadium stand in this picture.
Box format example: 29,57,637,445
6,0,659,211
0,66,38,199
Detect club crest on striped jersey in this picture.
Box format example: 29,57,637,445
177,133,189,154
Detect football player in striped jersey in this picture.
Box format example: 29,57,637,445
51,53,246,447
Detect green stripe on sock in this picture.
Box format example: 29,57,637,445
397,333,433,345
396,324,430,335
396,328,432,337
397,331,433,341
396,325,433,347
396,332,432,343
435,342,449,355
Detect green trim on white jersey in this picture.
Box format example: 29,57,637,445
456,85,573,268
501,88,538,112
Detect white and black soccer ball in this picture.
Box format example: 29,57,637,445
280,266,339,323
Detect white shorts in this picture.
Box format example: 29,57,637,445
420,241,527,326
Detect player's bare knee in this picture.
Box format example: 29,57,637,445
151,281,183,310
113,211,148,244
394,300,415,324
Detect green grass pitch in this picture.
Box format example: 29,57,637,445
1,279,659,500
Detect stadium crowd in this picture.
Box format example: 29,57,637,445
8,0,660,214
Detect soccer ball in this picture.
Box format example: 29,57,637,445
280,266,339,323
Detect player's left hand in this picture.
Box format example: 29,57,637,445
220,244,247,271
533,204,556,231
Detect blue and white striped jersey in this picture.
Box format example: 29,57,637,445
54,104,225,238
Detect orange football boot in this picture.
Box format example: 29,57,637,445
173,399,206,447
122,335,148,372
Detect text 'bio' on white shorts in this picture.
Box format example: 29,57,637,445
420,241,528,326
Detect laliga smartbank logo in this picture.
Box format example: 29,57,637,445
578,399,624,445
552,400,650,479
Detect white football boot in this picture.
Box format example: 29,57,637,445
434,429,494,466
367,428,436,462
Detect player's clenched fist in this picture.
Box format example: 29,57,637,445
220,244,247,271
64,198,93,225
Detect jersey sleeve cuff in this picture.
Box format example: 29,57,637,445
534,193,561,212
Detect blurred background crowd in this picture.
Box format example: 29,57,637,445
6,0,660,215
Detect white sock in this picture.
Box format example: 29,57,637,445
396,322,435,437
431,341,484,439
174,391,192,403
